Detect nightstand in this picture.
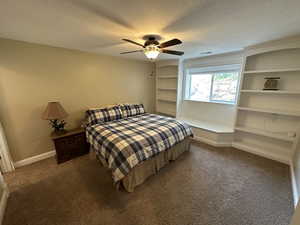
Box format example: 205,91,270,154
51,128,89,164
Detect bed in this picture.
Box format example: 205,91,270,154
85,104,193,192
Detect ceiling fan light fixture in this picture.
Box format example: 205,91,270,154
121,37,183,58
144,44,160,60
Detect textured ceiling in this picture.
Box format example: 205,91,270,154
1,0,300,61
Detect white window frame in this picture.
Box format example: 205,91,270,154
183,64,241,105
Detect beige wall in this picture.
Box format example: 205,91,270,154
0,38,155,161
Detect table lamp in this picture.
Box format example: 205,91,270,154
42,102,68,133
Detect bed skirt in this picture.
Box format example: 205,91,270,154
94,138,191,192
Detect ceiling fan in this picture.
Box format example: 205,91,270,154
120,35,184,60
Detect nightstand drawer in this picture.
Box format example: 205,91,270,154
52,129,89,164
55,134,85,148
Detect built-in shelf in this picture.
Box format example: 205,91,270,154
156,62,178,68
157,110,176,117
156,63,178,118
243,68,300,74
157,88,177,91
157,76,178,79
240,90,300,94
157,98,176,103
235,126,294,142
232,141,291,164
238,107,300,117
235,47,300,165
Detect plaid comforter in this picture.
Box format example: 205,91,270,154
86,113,193,182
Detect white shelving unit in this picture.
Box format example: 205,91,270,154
235,126,294,142
234,47,300,164
157,88,177,91
157,110,176,117
243,67,300,74
157,98,177,103
240,90,300,95
157,76,178,79
238,107,300,117
156,62,178,117
232,141,291,164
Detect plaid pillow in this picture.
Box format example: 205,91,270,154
86,106,123,126
120,103,145,118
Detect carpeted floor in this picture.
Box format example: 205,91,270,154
3,142,294,225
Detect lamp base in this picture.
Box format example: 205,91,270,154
49,119,67,133
52,129,68,136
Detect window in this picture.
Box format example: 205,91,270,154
185,65,240,104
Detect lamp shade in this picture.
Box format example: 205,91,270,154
42,102,68,120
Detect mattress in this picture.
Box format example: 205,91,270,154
86,113,193,183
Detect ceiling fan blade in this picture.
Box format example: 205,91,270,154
162,49,184,56
159,39,182,48
120,50,143,54
122,39,144,48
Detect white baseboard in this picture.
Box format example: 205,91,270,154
290,162,299,208
195,137,298,207
0,187,9,225
232,142,290,165
193,136,232,147
11,142,299,208
14,150,56,168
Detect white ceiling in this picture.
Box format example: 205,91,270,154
1,0,300,61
